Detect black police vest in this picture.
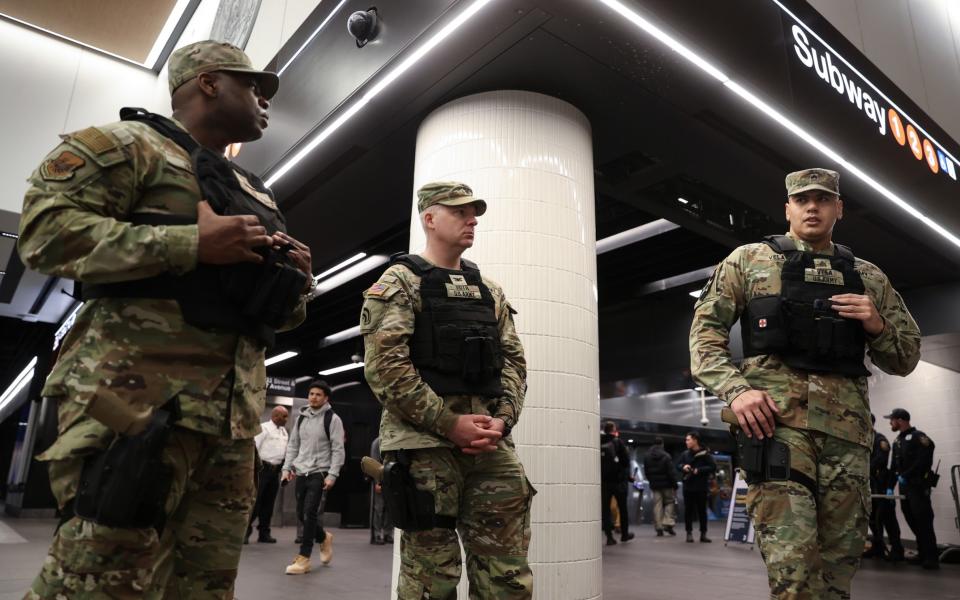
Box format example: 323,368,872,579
740,235,869,377
393,254,504,398
80,108,307,348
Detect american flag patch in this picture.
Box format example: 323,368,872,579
367,283,388,296
758,318,768,328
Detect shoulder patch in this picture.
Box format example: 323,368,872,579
880,440,890,452
366,283,389,297
919,435,930,447
70,127,118,155
39,151,86,181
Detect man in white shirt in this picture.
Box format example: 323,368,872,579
247,405,290,544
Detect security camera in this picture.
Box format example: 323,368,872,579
700,417,710,427
347,7,379,48
351,353,362,363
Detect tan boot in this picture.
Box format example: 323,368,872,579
319,532,334,565
285,555,311,575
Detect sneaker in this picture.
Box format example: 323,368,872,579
686,533,694,543
621,532,635,543
700,533,712,543
384,534,394,544
319,532,334,565
665,526,676,536
656,530,664,537
372,536,385,545
285,555,311,575
258,534,277,544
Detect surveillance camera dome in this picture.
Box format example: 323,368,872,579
347,8,378,48
700,417,709,426
351,353,362,363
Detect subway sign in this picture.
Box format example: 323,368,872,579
785,9,957,182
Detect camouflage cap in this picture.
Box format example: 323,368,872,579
785,168,840,196
417,181,487,215
167,40,279,99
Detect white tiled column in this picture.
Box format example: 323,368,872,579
394,91,601,600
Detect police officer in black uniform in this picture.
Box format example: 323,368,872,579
863,414,904,560
887,408,939,569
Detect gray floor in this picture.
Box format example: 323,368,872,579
0,518,956,599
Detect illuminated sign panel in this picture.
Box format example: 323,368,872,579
789,22,956,182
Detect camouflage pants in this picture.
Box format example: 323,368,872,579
25,417,255,599
746,426,869,600
394,441,536,600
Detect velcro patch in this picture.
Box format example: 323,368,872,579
234,171,278,210
804,267,844,285
71,127,117,155
39,151,86,181
366,283,388,297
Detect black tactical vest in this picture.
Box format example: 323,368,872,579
80,108,307,348
393,254,504,398
740,235,869,377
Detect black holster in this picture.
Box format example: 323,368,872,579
734,429,791,484
74,406,177,533
382,451,455,532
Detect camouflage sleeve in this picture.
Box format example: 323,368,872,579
18,132,198,283
689,248,753,404
277,296,307,332
492,286,527,429
361,267,460,437
864,271,921,376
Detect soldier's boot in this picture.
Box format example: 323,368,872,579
656,529,664,537
319,532,334,565
285,555,311,575
605,532,617,546
700,532,712,543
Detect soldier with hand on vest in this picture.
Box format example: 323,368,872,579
360,181,534,599
18,41,311,599
690,168,921,600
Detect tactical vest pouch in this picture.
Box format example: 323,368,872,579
382,452,455,532
735,429,790,485
74,407,176,532
742,295,789,354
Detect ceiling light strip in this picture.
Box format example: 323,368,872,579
315,252,367,281
265,350,299,367
0,356,38,412
144,0,194,67
770,0,959,168
0,12,152,69
278,0,350,76
319,361,365,376
595,0,960,250
321,325,362,347
312,255,389,298
596,219,679,254
265,0,496,187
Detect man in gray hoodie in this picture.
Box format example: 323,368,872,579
282,380,345,574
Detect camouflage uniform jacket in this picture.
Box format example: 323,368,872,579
18,119,306,442
360,260,527,451
689,233,920,449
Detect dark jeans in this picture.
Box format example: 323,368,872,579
901,487,938,562
295,472,328,558
868,497,902,553
683,490,708,533
601,480,630,537
249,462,282,534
